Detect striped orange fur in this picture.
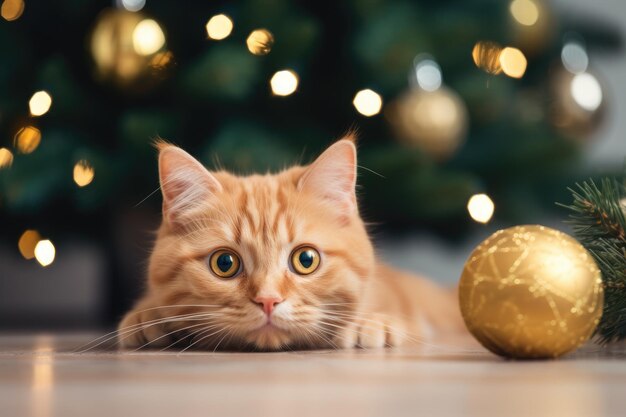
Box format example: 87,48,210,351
118,138,465,351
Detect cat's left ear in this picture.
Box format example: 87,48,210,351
298,138,357,215
158,144,223,226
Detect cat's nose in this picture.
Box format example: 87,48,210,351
253,296,284,316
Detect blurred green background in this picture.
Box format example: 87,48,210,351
0,0,623,327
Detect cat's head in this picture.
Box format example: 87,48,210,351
148,137,374,350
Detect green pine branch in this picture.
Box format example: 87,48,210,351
558,178,626,344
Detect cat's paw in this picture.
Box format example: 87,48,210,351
117,307,174,350
353,313,407,348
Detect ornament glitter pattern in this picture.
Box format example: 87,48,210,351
459,225,603,359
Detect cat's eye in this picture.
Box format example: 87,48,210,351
208,249,242,278
290,246,321,275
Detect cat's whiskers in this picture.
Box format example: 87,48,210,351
179,324,230,354
160,323,225,351
77,314,195,352
212,325,235,352
134,320,218,351
290,315,341,350
76,309,223,353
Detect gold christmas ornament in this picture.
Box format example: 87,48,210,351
459,225,604,359
389,86,468,161
89,9,171,89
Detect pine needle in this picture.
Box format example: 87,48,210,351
558,178,626,344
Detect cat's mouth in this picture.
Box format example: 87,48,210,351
253,320,287,333
247,321,292,350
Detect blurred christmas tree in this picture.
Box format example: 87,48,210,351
0,0,622,318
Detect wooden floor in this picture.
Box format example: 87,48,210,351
1,333,625,417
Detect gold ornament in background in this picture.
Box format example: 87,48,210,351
90,9,171,89
459,225,604,359
389,86,468,161
550,66,604,141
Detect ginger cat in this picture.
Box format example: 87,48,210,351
118,137,465,351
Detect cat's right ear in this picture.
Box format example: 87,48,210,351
157,145,222,226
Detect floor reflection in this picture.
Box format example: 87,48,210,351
31,335,54,417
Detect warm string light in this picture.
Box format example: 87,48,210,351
73,160,95,187
270,70,299,96
472,42,527,79
29,91,52,117
149,50,173,69
0,147,13,168
206,14,233,40
132,19,166,56
246,29,274,55
1,0,24,21
18,230,41,260
14,126,41,154
34,239,56,267
18,230,57,266
499,47,527,78
353,89,382,117
472,41,503,75
467,193,495,224
510,0,539,26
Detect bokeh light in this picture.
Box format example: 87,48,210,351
467,193,495,224
353,89,383,117
246,29,274,55
414,59,442,92
571,73,602,111
29,91,52,117
34,239,56,267
472,41,502,74
510,0,539,26
14,126,42,154
149,50,174,69
561,42,588,74
18,230,42,260
1,0,24,21
132,19,165,56
73,160,95,187
499,47,527,78
206,14,233,40
0,147,13,169
117,0,145,12
270,70,299,96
